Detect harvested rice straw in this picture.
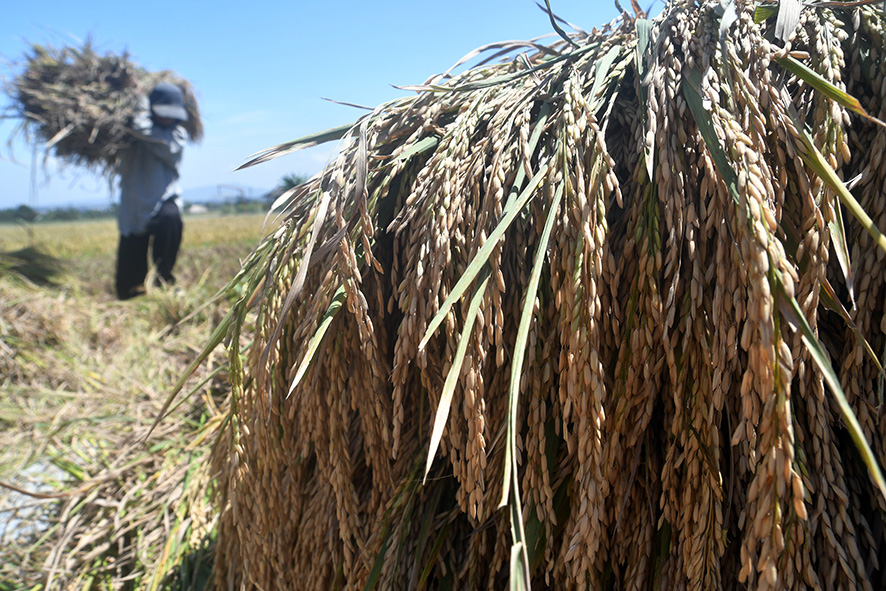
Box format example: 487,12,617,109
194,2,886,590
4,39,202,176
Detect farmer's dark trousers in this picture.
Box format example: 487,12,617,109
115,199,183,300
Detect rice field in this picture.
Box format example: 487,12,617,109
0,212,271,258
0,212,267,590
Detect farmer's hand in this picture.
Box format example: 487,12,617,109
130,95,153,133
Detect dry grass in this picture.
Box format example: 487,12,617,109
0,214,267,590
0,213,268,259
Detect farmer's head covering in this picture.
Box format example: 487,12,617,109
149,82,188,121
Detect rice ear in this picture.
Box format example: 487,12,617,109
207,4,886,590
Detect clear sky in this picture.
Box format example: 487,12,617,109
0,0,627,209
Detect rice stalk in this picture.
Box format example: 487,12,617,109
187,2,886,590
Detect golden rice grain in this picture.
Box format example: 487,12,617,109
205,3,886,590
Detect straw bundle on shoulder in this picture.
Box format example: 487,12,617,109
4,39,202,175
154,1,886,590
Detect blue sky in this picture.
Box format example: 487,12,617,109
0,0,627,209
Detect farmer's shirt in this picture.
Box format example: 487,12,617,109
117,105,186,236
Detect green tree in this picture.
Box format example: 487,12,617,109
13,205,38,224
279,173,308,191
265,173,309,208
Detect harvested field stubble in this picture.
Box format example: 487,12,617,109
199,2,886,590
0,217,268,591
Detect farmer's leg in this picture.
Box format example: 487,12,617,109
149,199,183,286
115,233,150,299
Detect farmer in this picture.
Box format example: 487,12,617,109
114,82,188,300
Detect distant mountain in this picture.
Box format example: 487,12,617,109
181,184,272,204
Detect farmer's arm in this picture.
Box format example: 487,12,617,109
127,96,186,169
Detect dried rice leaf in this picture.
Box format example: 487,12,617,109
774,0,803,43
237,123,354,169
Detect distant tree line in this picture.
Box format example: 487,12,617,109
0,173,311,224
0,204,116,224
0,201,261,224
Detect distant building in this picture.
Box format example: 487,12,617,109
187,204,209,215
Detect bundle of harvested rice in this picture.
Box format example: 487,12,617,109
163,1,886,589
3,39,202,175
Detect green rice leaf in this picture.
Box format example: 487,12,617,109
419,100,550,352
259,187,336,388
393,135,440,163
418,161,550,351
362,537,389,591
682,67,740,204
635,19,652,84
502,101,552,216
417,522,451,589
427,43,598,92
287,284,347,398
500,181,563,506
414,484,444,569
433,39,561,83
827,197,855,305
635,18,654,178
49,457,88,482
819,278,884,376
524,507,544,572
791,122,886,255
500,178,563,591
589,46,623,107
509,540,531,591
775,55,886,128
777,284,886,501
423,272,490,483
753,3,778,24
543,0,580,48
